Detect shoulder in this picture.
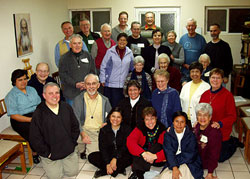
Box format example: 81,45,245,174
99,93,109,102
26,86,37,93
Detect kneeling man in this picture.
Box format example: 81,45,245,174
30,82,80,179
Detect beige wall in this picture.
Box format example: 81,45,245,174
68,0,250,65
0,0,68,132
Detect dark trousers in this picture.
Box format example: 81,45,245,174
104,87,124,107
88,151,132,177
219,136,238,162
131,143,165,179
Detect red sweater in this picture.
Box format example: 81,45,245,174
199,87,236,141
127,127,166,163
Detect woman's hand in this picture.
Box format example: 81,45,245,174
106,164,114,175
142,152,157,164
110,158,117,171
211,121,220,129
172,166,182,179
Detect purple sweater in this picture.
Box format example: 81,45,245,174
194,122,222,173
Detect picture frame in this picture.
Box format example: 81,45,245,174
13,13,33,57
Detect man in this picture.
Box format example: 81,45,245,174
140,11,164,44
127,21,150,57
18,18,33,55
59,34,96,106
54,21,88,67
77,18,100,52
30,82,80,179
111,11,132,43
204,23,233,84
73,74,111,159
179,18,206,84
91,23,116,71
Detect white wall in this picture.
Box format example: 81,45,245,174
0,0,68,132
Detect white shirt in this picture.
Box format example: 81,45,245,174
175,128,186,155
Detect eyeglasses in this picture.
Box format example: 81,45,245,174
37,70,49,73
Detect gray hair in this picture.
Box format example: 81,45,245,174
36,62,50,72
43,82,60,93
84,73,99,83
100,23,111,31
158,53,170,64
131,21,141,29
199,53,211,64
69,34,83,42
133,56,144,65
195,103,213,116
79,18,90,25
166,30,177,38
187,18,197,26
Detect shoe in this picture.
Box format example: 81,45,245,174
80,152,86,159
33,155,40,164
121,168,126,176
128,172,138,179
94,169,106,178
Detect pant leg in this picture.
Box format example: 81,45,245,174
111,155,132,177
160,164,194,179
41,156,63,179
111,88,124,107
10,119,30,141
88,151,106,170
62,148,79,177
83,128,99,156
219,137,237,162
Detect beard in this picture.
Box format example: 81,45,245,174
211,34,219,40
87,88,97,96
20,32,31,51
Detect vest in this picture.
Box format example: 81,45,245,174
58,39,69,57
95,38,116,69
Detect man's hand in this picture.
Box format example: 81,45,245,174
76,82,85,90
110,158,117,171
172,167,182,179
81,132,91,144
106,164,114,175
101,83,105,87
223,77,229,84
183,64,190,69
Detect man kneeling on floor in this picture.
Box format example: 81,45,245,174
30,82,80,179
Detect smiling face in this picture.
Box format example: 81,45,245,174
167,32,176,44
43,85,60,108
155,75,168,91
80,20,90,34
128,86,141,100
199,57,210,70
15,75,28,91
110,111,122,129
153,31,162,45
101,25,111,40
36,63,49,84
159,58,169,71
173,115,186,133
134,62,144,72
70,37,83,53
209,73,223,91
119,14,128,26
186,20,197,36
117,36,127,49
144,114,157,130
197,111,211,130
145,12,155,26
210,25,221,41
190,68,202,83
131,23,141,38
62,23,73,39
85,75,100,97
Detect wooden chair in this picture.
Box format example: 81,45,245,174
0,99,33,167
234,97,250,132
238,117,250,163
52,71,62,88
22,58,34,79
0,140,27,178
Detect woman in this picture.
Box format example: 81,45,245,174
100,32,134,107
198,54,212,83
127,107,166,179
5,69,41,163
152,69,181,129
88,107,132,178
180,62,210,127
162,30,184,70
142,29,172,74
194,103,222,179
118,80,151,129
160,111,203,179
199,68,239,162
157,53,182,92
123,56,152,100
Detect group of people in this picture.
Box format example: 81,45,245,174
3,10,240,179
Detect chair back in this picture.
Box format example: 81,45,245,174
0,99,7,118
52,71,62,88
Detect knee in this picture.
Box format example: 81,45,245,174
64,165,78,177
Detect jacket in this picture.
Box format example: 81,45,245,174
117,96,151,129
99,122,132,165
100,45,134,88
30,101,80,160
127,121,166,163
164,127,203,179
72,92,112,132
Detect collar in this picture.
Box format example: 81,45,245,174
145,24,157,30
210,85,223,93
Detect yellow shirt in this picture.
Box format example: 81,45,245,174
84,93,103,131
188,81,202,119
47,103,59,115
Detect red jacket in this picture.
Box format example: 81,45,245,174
127,127,166,163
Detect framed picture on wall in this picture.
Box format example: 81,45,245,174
13,13,33,57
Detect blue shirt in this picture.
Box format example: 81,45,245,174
54,38,88,67
5,86,41,116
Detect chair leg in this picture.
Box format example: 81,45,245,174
245,130,250,163
19,144,27,173
238,118,243,142
25,142,33,166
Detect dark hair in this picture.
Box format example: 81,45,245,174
152,29,163,38
119,11,128,19
107,107,123,122
210,23,220,29
11,69,28,86
189,61,203,73
117,32,128,41
172,111,192,130
131,21,141,29
142,107,157,119
209,68,224,78
126,80,141,95
61,21,72,28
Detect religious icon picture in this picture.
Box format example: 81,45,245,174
13,13,33,57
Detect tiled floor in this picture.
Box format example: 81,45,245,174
2,131,250,179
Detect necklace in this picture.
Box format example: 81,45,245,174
86,96,98,119
209,92,218,104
